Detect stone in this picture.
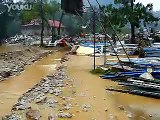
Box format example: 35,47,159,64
105,108,108,112
81,104,91,112
62,97,66,100
48,114,55,120
12,102,31,111
45,97,58,108
35,95,46,103
53,88,62,96
118,105,124,110
0,70,11,78
64,104,72,110
49,89,54,94
26,109,41,120
58,112,72,118
127,113,132,118
2,113,20,120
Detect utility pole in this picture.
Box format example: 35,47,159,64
130,0,135,44
104,34,107,66
93,11,96,70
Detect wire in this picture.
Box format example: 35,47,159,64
87,0,126,71
95,0,131,63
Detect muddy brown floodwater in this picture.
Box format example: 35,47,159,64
0,45,64,118
67,55,160,120
0,44,160,120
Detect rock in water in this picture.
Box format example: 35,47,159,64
26,110,41,120
58,112,72,118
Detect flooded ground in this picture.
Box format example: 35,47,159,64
0,45,64,117
0,45,160,120
67,55,160,120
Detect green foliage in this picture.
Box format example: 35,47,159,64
20,0,60,24
0,2,20,41
102,0,159,35
0,11,14,41
90,67,110,75
44,0,60,16
7,20,21,36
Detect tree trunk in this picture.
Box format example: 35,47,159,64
131,23,135,44
40,0,44,47
52,14,55,43
40,19,44,46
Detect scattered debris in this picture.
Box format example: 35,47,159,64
2,113,20,120
81,104,91,112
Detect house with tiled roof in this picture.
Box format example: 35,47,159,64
21,19,65,36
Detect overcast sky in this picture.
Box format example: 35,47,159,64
13,0,160,11
85,0,160,11
135,0,160,11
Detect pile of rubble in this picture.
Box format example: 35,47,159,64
5,34,40,45
0,48,53,81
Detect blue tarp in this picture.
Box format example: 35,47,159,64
80,42,109,48
101,71,160,79
143,48,160,52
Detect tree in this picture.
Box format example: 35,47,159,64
102,0,159,43
44,0,60,41
0,2,17,45
20,0,60,46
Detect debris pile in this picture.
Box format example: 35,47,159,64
5,34,40,45
101,57,160,98
0,48,53,81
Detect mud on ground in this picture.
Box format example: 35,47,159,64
0,46,53,81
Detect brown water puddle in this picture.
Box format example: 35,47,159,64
0,47,64,117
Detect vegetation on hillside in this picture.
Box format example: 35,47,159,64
102,0,159,43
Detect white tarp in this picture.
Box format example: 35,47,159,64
140,72,154,80
76,46,94,55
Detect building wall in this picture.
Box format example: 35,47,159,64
21,25,65,36
21,25,50,36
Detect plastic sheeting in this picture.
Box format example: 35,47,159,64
76,46,94,55
140,72,154,80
